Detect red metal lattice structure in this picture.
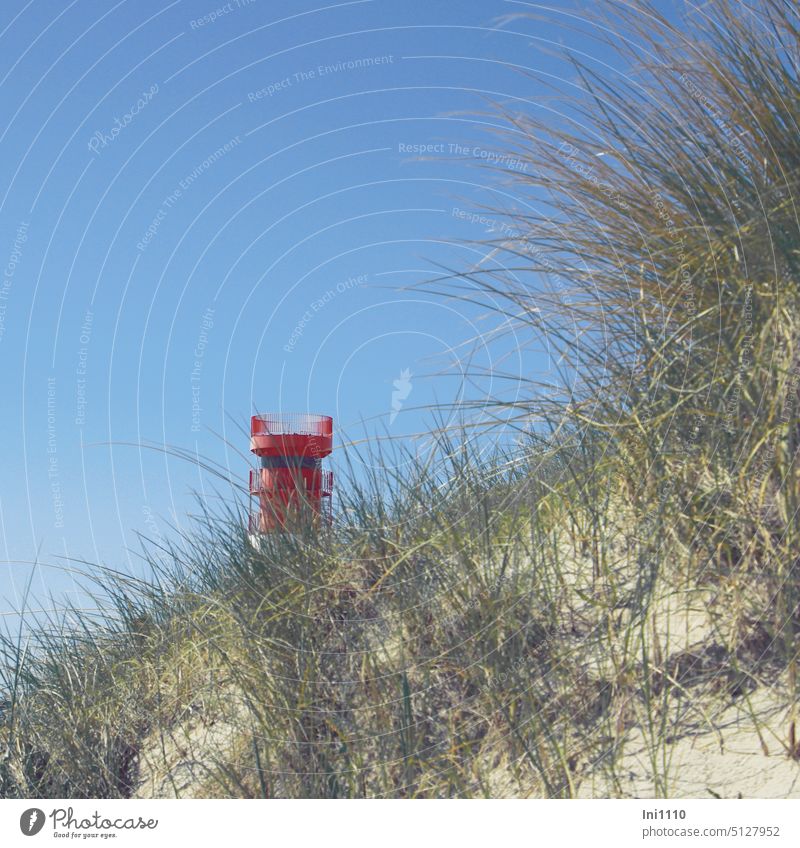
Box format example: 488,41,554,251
248,412,333,532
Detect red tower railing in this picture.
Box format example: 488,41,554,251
249,413,333,532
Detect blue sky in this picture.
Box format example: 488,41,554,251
0,0,647,617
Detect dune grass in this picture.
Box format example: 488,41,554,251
1,0,799,798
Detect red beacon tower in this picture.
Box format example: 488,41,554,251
248,413,333,533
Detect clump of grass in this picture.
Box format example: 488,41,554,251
444,0,800,708
0,426,787,798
